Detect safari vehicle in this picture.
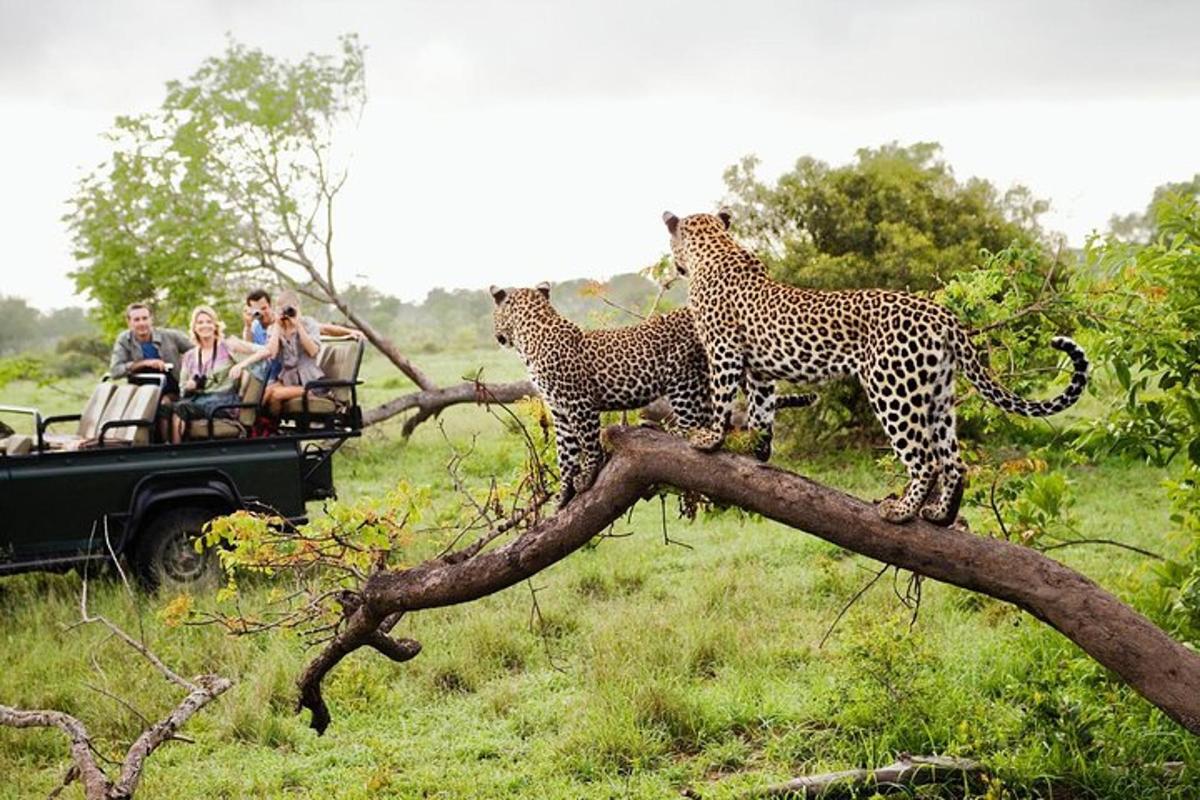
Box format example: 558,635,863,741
0,337,364,589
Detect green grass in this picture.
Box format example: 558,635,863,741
1,354,1197,798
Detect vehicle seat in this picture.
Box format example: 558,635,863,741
42,382,118,449
1,435,33,456
62,384,137,450
280,337,363,422
185,368,266,440
109,384,162,445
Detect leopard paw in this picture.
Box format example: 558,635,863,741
918,505,956,527
877,497,916,524
687,429,724,451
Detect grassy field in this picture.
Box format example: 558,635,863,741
1,353,1197,798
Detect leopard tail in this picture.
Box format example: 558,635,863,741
950,328,1089,417
775,392,818,409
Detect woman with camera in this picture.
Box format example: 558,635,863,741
171,305,265,443
260,291,327,417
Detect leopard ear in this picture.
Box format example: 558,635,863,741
662,211,679,235
717,208,732,230
489,286,507,305
535,281,552,299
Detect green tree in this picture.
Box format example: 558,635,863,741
0,296,42,355
722,142,1048,291
1108,174,1200,243
65,35,458,396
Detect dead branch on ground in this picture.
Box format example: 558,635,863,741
0,582,230,799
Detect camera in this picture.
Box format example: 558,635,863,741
193,373,208,391
251,309,263,319
281,306,297,319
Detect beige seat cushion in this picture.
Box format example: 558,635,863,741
280,394,339,415
51,384,137,451
79,383,118,439
186,368,265,440
113,384,162,445
43,382,119,449
2,435,33,456
280,338,362,417
185,418,246,439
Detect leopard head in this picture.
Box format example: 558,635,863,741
662,209,732,278
491,282,553,351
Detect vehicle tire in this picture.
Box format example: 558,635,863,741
132,506,224,591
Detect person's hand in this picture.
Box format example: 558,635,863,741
349,329,365,341
184,377,197,393
242,306,255,326
142,358,166,372
229,363,243,384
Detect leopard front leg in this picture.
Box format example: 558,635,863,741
551,409,582,509
664,369,715,440
571,411,604,497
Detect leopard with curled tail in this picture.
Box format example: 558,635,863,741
662,211,1088,525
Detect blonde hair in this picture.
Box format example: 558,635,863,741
188,305,226,347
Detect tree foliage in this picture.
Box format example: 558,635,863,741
722,142,1049,292
65,35,366,335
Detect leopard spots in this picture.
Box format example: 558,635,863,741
491,284,812,507
662,211,1089,525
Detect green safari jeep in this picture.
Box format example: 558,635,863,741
0,338,364,589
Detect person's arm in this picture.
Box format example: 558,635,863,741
226,338,266,383
179,349,198,395
225,337,263,357
241,307,256,342
108,335,132,379
296,318,320,358
318,322,364,340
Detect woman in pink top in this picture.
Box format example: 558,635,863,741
171,306,263,443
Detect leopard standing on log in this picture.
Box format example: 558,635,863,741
661,210,1089,526
491,283,814,507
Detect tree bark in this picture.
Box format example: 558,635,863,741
752,754,984,798
298,426,1200,737
362,379,537,431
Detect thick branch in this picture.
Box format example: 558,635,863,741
363,379,536,431
297,426,1200,737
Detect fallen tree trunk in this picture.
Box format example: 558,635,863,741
297,426,1200,737
752,754,984,798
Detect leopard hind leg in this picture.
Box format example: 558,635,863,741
920,362,967,526
861,356,939,524
571,411,604,498
744,371,777,462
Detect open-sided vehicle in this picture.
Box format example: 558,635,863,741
0,337,365,589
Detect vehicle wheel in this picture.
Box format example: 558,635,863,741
132,506,224,591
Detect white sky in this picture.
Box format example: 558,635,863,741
1,0,1198,310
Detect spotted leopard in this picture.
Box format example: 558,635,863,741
662,211,1089,525
491,283,813,507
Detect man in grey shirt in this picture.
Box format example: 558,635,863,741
108,303,192,397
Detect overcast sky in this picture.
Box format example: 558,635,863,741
2,0,1198,311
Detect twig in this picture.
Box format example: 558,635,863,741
526,581,567,674
819,562,890,649
1038,538,1164,561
